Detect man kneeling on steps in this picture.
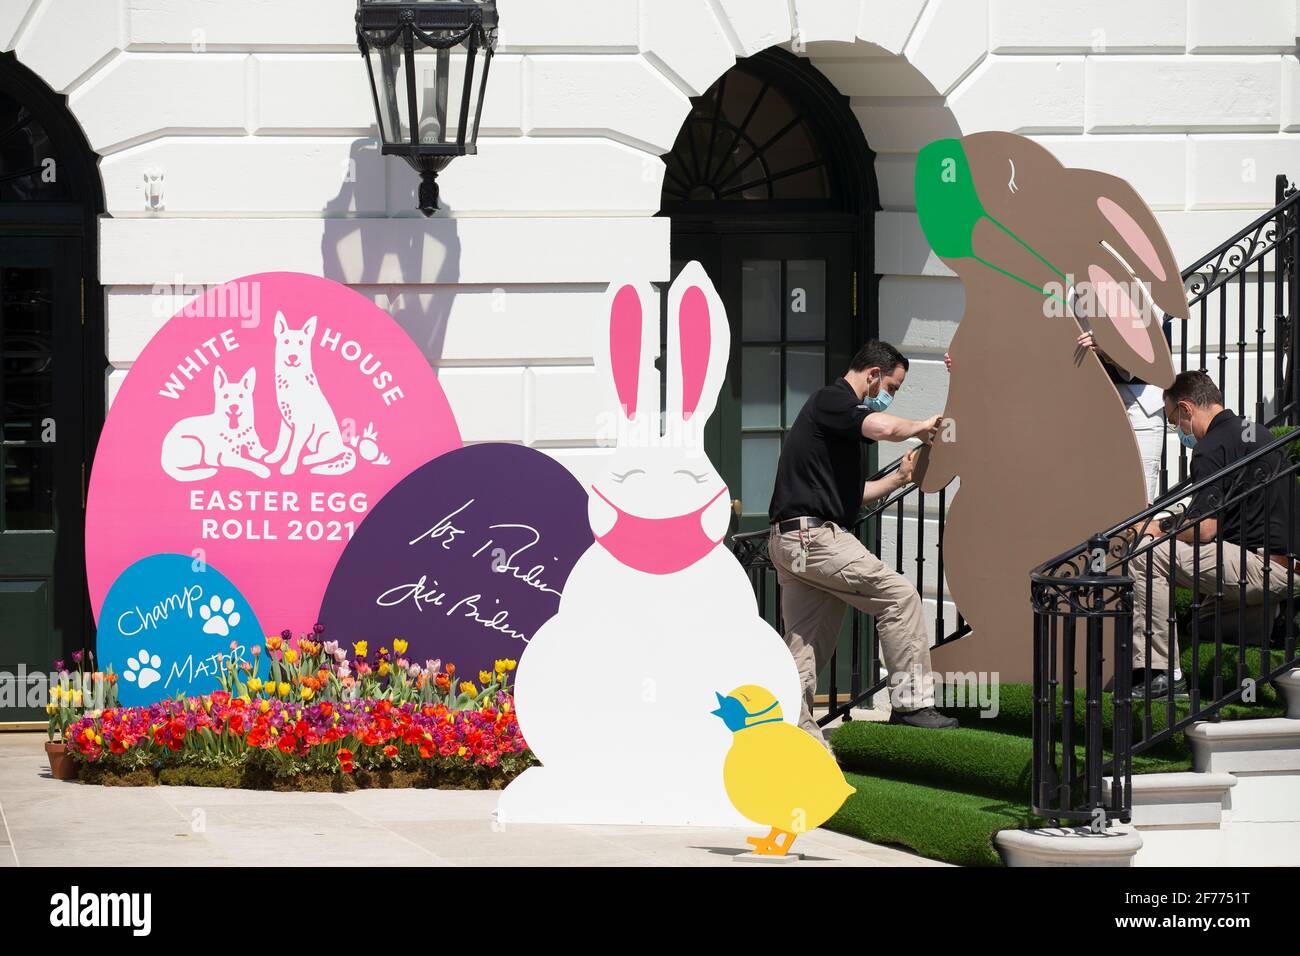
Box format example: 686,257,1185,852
1130,370,1296,698
768,339,959,742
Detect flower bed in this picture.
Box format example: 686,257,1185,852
67,694,532,791
57,627,534,791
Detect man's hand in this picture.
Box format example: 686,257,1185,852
917,414,943,442
898,447,918,484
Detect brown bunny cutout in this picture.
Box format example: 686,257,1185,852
912,131,1188,681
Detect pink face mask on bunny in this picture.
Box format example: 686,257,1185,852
587,275,731,575
590,484,728,574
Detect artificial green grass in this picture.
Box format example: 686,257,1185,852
822,674,1291,867
830,720,1188,804
826,772,1036,867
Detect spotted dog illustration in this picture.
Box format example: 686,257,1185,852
263,312,357,476
160,366,270,482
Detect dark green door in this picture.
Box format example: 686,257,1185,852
0,236,83,720
670,234,856,533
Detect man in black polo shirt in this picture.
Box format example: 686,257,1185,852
1130,370,1296,696
769,340,959,739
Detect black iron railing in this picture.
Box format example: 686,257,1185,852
734,174,1299,738
1032,175,1300,826
1161,175,1300,492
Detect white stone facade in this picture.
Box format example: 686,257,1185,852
5,1,1299,634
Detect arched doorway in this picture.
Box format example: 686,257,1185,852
0,52,104,721
659,48,877,533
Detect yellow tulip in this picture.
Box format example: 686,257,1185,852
459,681,476,696
278,682,290,697
393,638,408,655
353,641,368,658
259,700,271,714
284,648,298,665
300,686,314,701
248,678,263,693
479,670,492,684
50,685,61,701
494,660,508,675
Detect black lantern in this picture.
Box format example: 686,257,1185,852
356,0,498,216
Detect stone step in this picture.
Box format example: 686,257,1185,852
1103,772,1236,828
1186,717,1300,775
1102,772,1237,866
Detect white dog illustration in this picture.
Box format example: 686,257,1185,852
263,312,356,477
161,366,270,482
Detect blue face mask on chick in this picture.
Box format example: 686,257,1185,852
711,691,782,731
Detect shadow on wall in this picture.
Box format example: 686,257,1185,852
319,138,461,371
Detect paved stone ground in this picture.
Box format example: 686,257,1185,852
0,732,945,867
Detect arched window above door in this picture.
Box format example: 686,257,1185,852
662,66,833,205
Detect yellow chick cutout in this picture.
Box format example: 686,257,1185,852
712,685,856,858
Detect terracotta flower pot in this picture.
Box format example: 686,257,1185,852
44,741,79,781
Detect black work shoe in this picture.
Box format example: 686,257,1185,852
889,706,959,729
1131,671,1189,699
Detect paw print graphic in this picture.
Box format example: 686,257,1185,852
198,595,241,637
122,649,163,690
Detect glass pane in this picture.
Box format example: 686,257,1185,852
742,260,780,341
787,259,826,341
0,88,67,201
367,43,407,144
413,47,489,147
785,347,824,427
773,165,830,200
741,347,780,427
3,354,53,442
741,434,780,517
3,444,54,530
2,266,53,351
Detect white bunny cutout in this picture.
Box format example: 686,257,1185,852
497,262,802,827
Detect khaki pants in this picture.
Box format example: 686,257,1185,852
1130,536,1292,670
769,521,936,744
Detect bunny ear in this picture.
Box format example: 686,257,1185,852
666,261,729,432
597,278,658,424
1079,245,1177,389
1085,173,1188,324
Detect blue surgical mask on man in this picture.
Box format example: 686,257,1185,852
1175,407,1197,449
863,374,893,412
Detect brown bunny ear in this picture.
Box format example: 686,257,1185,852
1083,172,1189,324
1076,240,1177,388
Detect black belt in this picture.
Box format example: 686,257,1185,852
774,517,827,533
